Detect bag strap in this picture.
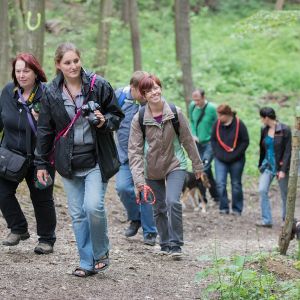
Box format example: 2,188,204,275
138,103,180,140
195,102,208,136
117,89,127,107
17,88,38,136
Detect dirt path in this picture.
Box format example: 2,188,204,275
0,175,299,300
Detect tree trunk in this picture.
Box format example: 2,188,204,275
121,0,129,24
95,0,113,76
278,115,300,254
8,0,23,56
0,0,11,88
275,0,285,10
128,0,142,71
23,0,45,65
174,0,193,114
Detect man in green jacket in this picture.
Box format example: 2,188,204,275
189,88,219,204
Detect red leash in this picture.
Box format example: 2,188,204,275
136,185,156,205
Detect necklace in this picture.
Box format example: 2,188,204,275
64,83,81,112
216,117,240,152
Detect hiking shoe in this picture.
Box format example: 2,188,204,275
231,211,241,216
169,246,182,260
34,242,54,255
143,233,156,246
2,232,30,246
125,220,141,237
159,246,170,255
219,209,229,215
255,221,272,228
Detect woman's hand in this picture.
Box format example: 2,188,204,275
94,110,106,128
137,183,144,192
37,169,49,186
277,171,286,180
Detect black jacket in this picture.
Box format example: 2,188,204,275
35,69,124,181
258,122,291,173
0,82,42,157
211,116,249,163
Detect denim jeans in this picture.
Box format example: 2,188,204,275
196,142,218,201
215,157,245,214
258,170,288,225
116,163,156,237
62,166,109,271
0,165,56,245
146,170,186,247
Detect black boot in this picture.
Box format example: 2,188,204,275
125,220,141,237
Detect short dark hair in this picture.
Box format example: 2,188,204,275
129,71,148,88
193,88,205,97
259,107,276,120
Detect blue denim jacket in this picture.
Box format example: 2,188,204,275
115,86,140,164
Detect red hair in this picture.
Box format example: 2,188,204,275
217,104,236,116
138,74,162,97
11,53,47,86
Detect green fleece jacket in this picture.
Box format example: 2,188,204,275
189,101,217,143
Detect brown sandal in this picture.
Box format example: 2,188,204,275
72,267,96,278
95,252,110,272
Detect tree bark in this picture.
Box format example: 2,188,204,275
278,115,300,255
128,0,142,71
23,0,45,65
0,0,11,88
121,0,129,24
174,0,193,114
275,0,285,10
96,0,113,76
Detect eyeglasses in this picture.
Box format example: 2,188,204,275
144,86,161,95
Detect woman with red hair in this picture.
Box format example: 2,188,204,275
211,104,249,216
0,53,56,254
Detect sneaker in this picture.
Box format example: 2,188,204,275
143,233,156,246
159,246,170,255
255,221,272,228
2,232,30,246
124,220,141,237
219,209,229,215
169,246,182,260
231,211,241,216
34,242,54,255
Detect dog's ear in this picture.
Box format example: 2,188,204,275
200,173,211,189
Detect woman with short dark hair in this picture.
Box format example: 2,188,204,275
0,53,56,254
256,106,291,228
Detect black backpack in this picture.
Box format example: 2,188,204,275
138,103,180,140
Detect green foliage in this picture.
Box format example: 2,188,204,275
196,252,300,299
43,0,300,176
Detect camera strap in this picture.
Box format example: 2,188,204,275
58,74,97,139
17,88,38,136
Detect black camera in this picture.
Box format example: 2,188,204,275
81,101,101,126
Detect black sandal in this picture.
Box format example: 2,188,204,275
95,252,110,272
72,267,96,278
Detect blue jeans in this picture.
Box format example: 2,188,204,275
215,157,245,214
196,142,218,201
115,163,156,237
62,167,109,271
258,170,288,225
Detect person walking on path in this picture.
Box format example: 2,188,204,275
0,53,56,254
211,104,249,216
35,43,124,277
256,107,291,228
128,74,205,259
115,71,157,245
189,88,218,204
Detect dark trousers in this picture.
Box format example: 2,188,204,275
196,142,218,202
0,165,56,245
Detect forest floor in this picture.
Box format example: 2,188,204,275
0,174,300,300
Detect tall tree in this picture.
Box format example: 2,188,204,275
0,0,10,88
96,0,113,76
128,0,142,71
121,0,129,24
275,0,285,10
174,0,193,113
23,0,45,64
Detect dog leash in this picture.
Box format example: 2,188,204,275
136,185,156,205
